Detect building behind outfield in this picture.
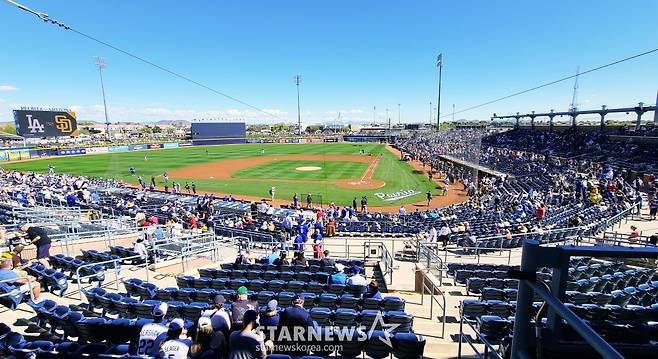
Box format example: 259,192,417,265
191,122,246,145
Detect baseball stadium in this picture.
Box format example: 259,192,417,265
1,2,658,359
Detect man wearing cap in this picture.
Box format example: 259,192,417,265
19,224,51,267
159,318,192,359
231,286,258,331
228,309,271,359
328,263,347,285
277,295,313,357
259,299,280,341
0,257,41,302
202,294,232,339
136,302,169,357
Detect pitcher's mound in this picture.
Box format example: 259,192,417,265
296,166,322,171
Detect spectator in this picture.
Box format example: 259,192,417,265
0,257,41,302
628,225,640,243
438,223,451,248
19,224,51,267
4,244,25,270
312,229,324,259
235,250,251,266
201,294,231,338
328,263,347,285
363,279,382,300
277,295,313,357
133,237,149,263
321,250,335,268
231,286,258,331
259,300,280,341
190,317,226,359
325,217,336,237
266,247,279,265
292,251,307,267
272,252,290,267
228,310,270,359
136,302,169,357
346,266,368,286
158,318,192,359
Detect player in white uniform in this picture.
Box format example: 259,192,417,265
136,302,169,357
158,318,192,359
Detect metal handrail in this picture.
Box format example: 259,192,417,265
74,255,146,300
457,314,505,359
416,241,445,285
417,271,446,338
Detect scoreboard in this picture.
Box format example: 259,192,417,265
13,109,80,138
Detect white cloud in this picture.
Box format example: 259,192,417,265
0,85,17,92
68,104,290,123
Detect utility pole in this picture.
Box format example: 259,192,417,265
436,53,443,130
387,109,391,143
398,103,401,125
294,75,302,135
373,106,376,124
94,56,110,141
452,103,455,122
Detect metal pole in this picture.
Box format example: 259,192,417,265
94,56,111,141
429,102,432,124
436,54,443,130
398,103,401,125
510,240,540,358
295,75,302,135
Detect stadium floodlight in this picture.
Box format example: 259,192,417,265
294,75,301,135
436,53,443,130
94,56,111,141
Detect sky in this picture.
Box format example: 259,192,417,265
1,0,657,125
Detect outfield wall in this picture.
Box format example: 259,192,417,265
0,142,181,162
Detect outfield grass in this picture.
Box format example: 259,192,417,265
232,160,369,181
2,143,437,206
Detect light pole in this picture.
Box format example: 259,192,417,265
429,101,432,124
398,103,401,125
452,103,455,122
373,106,376,124
436,53,443,130
294,75,302,135
94,56,110,141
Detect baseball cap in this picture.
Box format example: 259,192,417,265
152,302,169,317
213,294,226,305
352,265,363,275
243,310,258,324
266,299,278,311
292,294,305,305
198,316,212,329
237,286,248,295
335,263,345,273
169,318,184,331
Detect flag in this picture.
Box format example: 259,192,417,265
436,53,443,67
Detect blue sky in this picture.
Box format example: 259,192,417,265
1,0,657,124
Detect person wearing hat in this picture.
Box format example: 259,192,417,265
136,302,169,356
158,318,192,359
259,299,280,340
201,294,231,338
228,309,271,359
191,316,227,359
277,295,313,357
346,265,368,286
0,257,41,302
231,286,258,331
235,250,251,266
18,223,51,267
328,263,347,285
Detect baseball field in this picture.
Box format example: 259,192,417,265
2,143,447,207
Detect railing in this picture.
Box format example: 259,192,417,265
577,232,656,247
214,224,275,244
417,271,446,338
74,255,148,300
457,314,504,359
416,240,445,285
376,241,395,285
150,232,226,272
510,240,658,359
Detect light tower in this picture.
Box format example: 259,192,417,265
398,103,401,125
94,56,110,141
294,75,302,135
436,53,443,130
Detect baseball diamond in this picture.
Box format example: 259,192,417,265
2,142,466,209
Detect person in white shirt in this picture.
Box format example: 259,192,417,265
346,266,369,286
439,224,451,248
428,226,438,243
136,302,169,357
398,206,407,216
133,237,148,262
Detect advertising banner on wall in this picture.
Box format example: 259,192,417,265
8,149,31,161
0,151,9,161
29,149,57,159
109,145,130,153
57,148,86,156
324,138,338,142
163,143,180,149
130,144,148,151
149,144,163,149
85,146,109,154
